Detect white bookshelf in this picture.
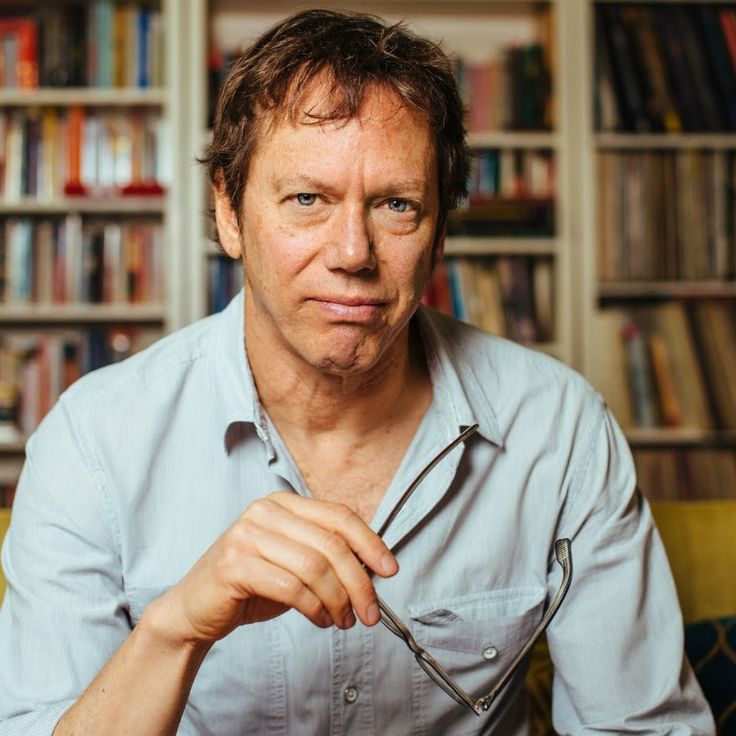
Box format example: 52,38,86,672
0,0,190,484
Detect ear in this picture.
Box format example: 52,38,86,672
212,178,242,259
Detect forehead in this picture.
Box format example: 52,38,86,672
252,82,437,181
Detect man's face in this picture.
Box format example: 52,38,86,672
217,83,441,376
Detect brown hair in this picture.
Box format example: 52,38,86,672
202,9,470,235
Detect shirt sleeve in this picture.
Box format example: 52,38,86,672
0,395,131,734
546,398,716,735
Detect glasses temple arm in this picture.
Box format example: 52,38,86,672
375,423,479,540
476,538,573,712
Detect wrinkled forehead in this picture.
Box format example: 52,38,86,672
256,72,433,149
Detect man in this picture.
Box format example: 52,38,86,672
0,9,714,735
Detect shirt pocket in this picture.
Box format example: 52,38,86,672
407,587,545,735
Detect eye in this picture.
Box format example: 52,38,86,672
295,193,317,206
387,198,409,213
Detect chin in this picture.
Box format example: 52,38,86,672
305,334,387,375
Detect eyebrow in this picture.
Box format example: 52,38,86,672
273,176,432,197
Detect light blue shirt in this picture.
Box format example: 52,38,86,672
0,291,714,735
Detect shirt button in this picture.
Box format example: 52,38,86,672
482,645,499,661
343,685,359,703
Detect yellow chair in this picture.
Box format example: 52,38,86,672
0,508,10,603
651,500,736,623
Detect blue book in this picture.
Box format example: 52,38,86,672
137,9,150,88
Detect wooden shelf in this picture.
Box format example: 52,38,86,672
468,131,558,149
0,304,167,323
626,428,736,448
0,439,25,455
596,133,736,150
0,197,166,215
599,281,736,300
0,88,167,107
444,236,557,256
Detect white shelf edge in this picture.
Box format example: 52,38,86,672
468,130,559,149
599,281,736,299
596,133,736,150
0,304,167,323
626,428,736,448
0,197,166,214
0,88,168,107
444,236,558,256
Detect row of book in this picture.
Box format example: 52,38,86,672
423,256,554,344
596,4,736,133
597,151,736,282
467,148,554,201
208,253,243,315
207,253,555,346
634,448,736,501
0,107,170,200
0,216,164,306
454,44,552,133
592,301,736,433
208,43,552,135
0,327,159,438
0,3,163,90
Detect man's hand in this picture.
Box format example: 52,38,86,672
149,492,399,646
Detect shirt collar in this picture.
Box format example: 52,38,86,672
415,306,504,447
208,292,503,453
208,290,275,455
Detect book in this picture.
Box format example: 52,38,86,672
689,302,736,430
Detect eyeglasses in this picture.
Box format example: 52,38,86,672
373,424,573,716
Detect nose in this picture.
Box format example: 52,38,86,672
323,203,376,273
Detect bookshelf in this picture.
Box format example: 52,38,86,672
580,0,736,500
3,1,733,502
185,0,580,367
0,0,192,496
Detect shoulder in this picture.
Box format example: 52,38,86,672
421,307,604,427
63,311,220,413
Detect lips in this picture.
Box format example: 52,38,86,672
310,296,386,322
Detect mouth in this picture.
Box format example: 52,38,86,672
309,296,386,323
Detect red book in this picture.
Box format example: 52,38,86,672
0,19,39,89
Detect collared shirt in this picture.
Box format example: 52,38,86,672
0,291,714,735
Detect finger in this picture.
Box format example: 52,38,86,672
250,503,380,628
268,492,399,577
232,555,335,629
247,501,378,627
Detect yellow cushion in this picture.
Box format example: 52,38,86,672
0,508,10,603
651,500,736,623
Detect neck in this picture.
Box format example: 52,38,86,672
244,307,431,441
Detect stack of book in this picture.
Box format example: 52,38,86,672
592,301,736,433
633,447,736,501
0,216,163,306
423,255,554,344
597,150,736,281
0,2,163,90
0,327,159,437
596,4,736,133
208,255,243,314
454,44,552,132
0,107,170,200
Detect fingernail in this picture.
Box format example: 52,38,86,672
343,611,356,628
366,602,380,625
319,611,334,628
380,552,398,576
